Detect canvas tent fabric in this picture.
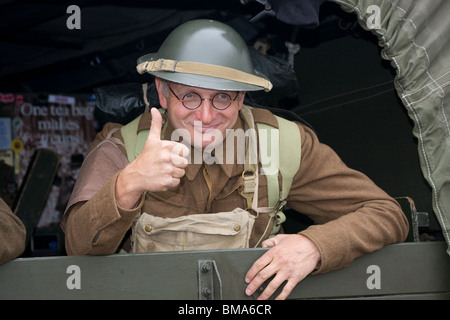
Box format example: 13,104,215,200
329,0,450,254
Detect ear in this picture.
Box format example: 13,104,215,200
155,77,168,109
237,91,246,111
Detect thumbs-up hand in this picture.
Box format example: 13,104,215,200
144,107,190,183
115,108,190,209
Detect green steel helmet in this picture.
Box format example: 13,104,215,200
136,19,272,92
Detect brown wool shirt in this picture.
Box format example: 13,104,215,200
61,107,409,274
0,198,26,264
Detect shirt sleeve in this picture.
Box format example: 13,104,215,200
63,172,143,255
288,123,409,274
0,198,26,264
61,135,143,255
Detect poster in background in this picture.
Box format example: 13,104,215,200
12,93,97,227
0,117,12,150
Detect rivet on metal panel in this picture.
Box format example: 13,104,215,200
198,259,222,300
202,287,211,297
201,263,211,273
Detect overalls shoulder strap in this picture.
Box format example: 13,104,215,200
240,105,302,238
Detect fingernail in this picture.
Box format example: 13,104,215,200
245,288,251,296
244,277,249,283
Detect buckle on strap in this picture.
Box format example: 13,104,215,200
274,199,287,214
240,170,256,210
136,59,179,74
270,200,286,225
268,200,287,238
241,170,256,193
156,58,178,72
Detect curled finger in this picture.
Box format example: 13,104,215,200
256,273,287,300
274,279,297,300
172,142,190,157
245,254,277,297
171,166,186,179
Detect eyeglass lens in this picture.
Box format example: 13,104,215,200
182,92,232,110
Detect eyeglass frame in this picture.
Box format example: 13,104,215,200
167,85,240,110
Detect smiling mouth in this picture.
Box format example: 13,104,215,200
200,126,218,133
193,121,219,133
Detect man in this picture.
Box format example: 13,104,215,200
0,197,26,264
62,19,409,300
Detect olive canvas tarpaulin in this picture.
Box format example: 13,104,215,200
330,0,450,254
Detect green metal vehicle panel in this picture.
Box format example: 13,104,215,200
0,241,448,300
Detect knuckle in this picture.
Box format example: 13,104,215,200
267,277,283,290
160,151,171,162
277,282,296,300
257,269,271,281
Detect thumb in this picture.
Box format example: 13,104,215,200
148,107,163,140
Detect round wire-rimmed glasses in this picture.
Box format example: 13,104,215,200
168,85,239,110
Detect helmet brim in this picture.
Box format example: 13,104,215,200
137,53,270,92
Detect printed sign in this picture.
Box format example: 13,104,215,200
11,93,97,226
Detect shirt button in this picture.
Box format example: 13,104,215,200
144,225,152,232
233,224,241,232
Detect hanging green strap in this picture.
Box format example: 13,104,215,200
257,116,301,237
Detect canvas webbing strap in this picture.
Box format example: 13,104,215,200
274,116,301,204
257,116,301,237
239,106,259,211
239,105,302,238
120,109,168,163
255,117,302,207
142,83,149,113
121,115,140,163
136,58,273,92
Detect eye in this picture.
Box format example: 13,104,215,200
215,93,231,101
183,92,197,100
217,93,229,99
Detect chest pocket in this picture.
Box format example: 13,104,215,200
131,208,255,252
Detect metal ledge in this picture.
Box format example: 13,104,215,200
0,241,448,299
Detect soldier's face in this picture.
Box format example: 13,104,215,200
156,78,245,149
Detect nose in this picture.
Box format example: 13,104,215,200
194,99,216,124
